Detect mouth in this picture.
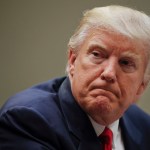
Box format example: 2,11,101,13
89,86,120,99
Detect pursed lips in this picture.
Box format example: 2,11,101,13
88,85,121,99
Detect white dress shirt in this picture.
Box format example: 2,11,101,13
89,117,125,150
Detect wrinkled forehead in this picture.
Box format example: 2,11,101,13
84,28,147,55
78,28,148,68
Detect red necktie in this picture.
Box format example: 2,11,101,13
99,127,113,150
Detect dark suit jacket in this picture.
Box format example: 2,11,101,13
0,77,150,150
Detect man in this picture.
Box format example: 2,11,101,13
0,5,150,150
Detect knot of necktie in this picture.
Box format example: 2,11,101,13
99,127,113,150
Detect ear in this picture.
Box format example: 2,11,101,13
136,80,148,98
68,49,77,77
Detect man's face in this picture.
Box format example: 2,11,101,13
68,29,147,125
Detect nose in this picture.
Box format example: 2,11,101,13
100,58,117,83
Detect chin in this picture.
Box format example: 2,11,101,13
86,99,113,116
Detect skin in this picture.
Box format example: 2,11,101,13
68,29,148,126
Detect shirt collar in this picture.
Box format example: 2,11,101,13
89,116,119,149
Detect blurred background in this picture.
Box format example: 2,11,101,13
0,0,150,114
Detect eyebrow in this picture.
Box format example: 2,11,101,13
88,41,141,60
121,51,140,60
88,42,107,52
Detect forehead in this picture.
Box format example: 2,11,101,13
82,29,146,57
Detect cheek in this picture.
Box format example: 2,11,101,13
73,57,97,83
119,76,142,103
71,61,99,99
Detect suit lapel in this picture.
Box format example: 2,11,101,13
120,110,142,150
58,77,101,150
58,77,144,150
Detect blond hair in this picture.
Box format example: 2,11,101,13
67,5,150,83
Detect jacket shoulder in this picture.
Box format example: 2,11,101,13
0,77,66,116
124,104,150,129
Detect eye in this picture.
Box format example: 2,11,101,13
120,60,131,66
91,51,102,58
88,45,108,64
91,48,108,58
119,58,136,73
